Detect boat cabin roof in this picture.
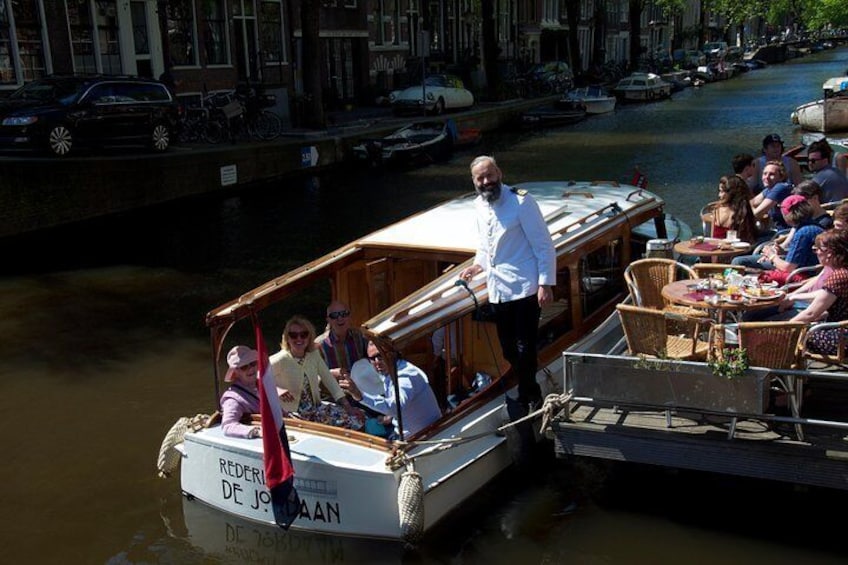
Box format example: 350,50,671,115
206,181,666,351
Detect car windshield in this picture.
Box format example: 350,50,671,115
9,80,82,105
423,75,448,87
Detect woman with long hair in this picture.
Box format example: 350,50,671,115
707,175,758,243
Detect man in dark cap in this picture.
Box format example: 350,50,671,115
754,133,802,192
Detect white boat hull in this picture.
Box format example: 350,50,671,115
180,394,515,539
582,97,617,114
791,97,848,133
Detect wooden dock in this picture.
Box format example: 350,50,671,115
550,395,848,491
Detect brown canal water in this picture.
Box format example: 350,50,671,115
3,48,848,564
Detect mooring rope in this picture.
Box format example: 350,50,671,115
156,413,210,478
385,392,573,470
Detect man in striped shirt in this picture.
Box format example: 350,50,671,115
315,300,367,382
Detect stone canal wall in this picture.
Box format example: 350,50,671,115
0,97,544,239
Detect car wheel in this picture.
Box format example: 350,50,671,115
47,125,74,157
150,123,171,152
433,98,445,115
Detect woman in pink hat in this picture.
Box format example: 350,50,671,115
220,345,263,439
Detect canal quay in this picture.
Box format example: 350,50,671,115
4,47,848,564
1,41,845,241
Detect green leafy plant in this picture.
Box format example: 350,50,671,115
708,347,749,380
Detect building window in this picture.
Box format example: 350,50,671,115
201,0,228,64
9,0,46,82
168,0,197,66
0,1,16,83
374,0,398,46
66,1,96,73
259,0,287,63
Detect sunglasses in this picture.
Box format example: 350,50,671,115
328,310,350,320
367,353,383,362
288,330,310,340
239,361,257,371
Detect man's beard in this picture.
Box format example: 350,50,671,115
476,181,502,203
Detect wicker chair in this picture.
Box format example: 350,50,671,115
711,321,808,434
802,319,848,370
616,303,710,361
624,258,696,310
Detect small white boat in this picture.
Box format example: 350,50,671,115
790,76,848,133
351,121,453,167
160,179,685,542
612,72,672,102
562,86,617,114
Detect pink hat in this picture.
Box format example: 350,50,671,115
780,194,807,216
224,345,258,382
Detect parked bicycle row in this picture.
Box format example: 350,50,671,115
177,84,282,145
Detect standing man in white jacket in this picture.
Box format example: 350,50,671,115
459,155,556,409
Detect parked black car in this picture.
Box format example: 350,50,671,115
0,75,181,156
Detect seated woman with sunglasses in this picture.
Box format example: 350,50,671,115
270,315,364,429
784,230,848,354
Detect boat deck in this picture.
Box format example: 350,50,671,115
551,393,848,491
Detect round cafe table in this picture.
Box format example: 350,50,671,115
662,279,785,323
673,238,752,263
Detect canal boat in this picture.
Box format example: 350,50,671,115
612,72,672,102
160,179,685,542
561,86,617,115
790,76,848,133
351,121,453,167
520,100,587,128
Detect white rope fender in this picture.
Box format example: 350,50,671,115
156,414,210,478
397,460,424,546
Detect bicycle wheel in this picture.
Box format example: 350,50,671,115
202,119,224,144
251,110,282,140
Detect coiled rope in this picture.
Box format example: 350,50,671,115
156,413,210,478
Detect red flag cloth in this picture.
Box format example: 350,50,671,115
253,315,300,529
631,168,648,188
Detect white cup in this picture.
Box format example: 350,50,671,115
727,230,738,242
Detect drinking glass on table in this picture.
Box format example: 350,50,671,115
727,229,738,241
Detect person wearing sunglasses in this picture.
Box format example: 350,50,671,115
270,315,364,429
340,341,441,439
807,139,848,204
315,300,393,436
315,300,367,383
220,345,263,439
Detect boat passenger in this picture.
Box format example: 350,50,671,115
704,175,757,243
315,300,391,436
754,133,803,192
270,315,364,429
220,345,263,439
751,159,794,232
340,341,441,439
731,153,758,195
315,300,367,383
458,155,557,410
807,139,848,204
786,230,848,355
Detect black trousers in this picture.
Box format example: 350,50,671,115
493,294,542,404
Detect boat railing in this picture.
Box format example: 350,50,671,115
562,346,848,442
